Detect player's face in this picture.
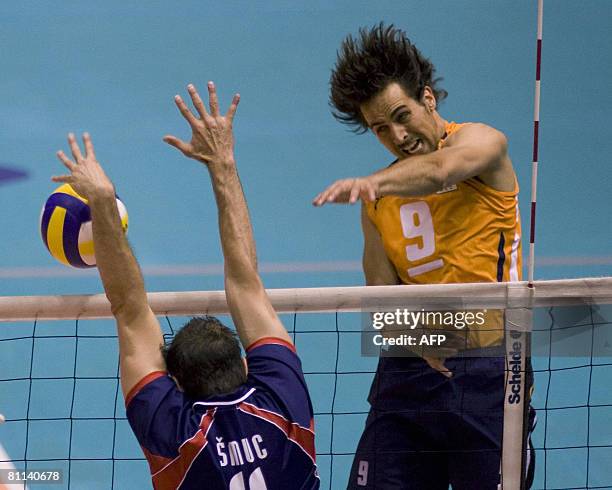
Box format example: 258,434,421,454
361,82,444,160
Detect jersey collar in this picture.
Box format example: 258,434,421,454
192,386,256,407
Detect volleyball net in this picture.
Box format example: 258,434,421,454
1,277,612,489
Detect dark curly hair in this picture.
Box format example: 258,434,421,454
162,316,247,399
330,23,448,133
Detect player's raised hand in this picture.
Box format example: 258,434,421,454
312,176,379,206
164,82,240,168
52,133,115,200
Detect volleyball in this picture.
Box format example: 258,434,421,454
40,184,128,268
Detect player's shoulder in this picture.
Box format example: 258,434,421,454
246,336,297,355
246,336,302,375
125,370,173,408
244,338,314,429
448,122,515,190
246,338,308,389
447,122,508,150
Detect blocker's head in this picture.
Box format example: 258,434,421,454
162,316,247,399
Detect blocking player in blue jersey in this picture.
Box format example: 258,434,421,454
52,82,320,489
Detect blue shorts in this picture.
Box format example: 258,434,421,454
348,352,535,490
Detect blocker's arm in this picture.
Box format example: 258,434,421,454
163,82,292,349
53,133,165,399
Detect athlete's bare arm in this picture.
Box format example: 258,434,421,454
361,204,400,286
372,123,515,196
360,203,452,375
164,82,292,348
313,123,516,205
53,134,165,399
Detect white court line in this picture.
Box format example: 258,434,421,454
0,257,609,279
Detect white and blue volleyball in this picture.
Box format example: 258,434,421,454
40,184,128,268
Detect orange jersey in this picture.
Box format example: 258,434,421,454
364,122,522,347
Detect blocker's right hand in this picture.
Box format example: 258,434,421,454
52,133,115,201
163,82,240,169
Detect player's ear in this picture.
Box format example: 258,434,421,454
242,357,248,376
422,86,436,112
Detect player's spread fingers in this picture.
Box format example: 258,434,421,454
82,132,96,159
174,95,199,127
359,187,372,203
51,174,73,183
314,181,341,205
56,150,76,171
349,183,361,204
328,180,349,202
325,187,337,202
67,133,83,162
314,189,327,204
226,94,240,120
187,84,208,119
312,192,325,206
207,81,220,117
317,194,330,206
328,192,342,202
335,183,349,200
367,184,376,202
360,180,375,202
163,135,192,155
322,181,338,199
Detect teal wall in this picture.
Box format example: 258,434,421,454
1,2,611,488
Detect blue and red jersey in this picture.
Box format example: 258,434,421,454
126,337,319,489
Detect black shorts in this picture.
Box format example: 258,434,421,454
347,353,535,490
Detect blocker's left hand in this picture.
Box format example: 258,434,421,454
52,133,115,200
312,176,379,206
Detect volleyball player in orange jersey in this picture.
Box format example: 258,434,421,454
314,24,534,489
